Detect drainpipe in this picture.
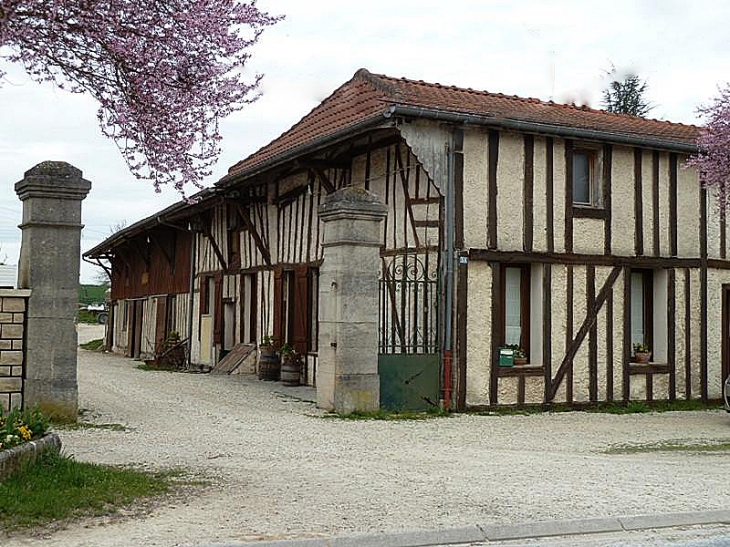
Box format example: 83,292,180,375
442,137,455,409
186,224,197,369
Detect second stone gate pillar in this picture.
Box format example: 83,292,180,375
316,187,387,413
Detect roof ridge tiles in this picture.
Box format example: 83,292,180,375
371,71,700,131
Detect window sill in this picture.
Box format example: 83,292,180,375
572,206,606,219
498,364,544,377
628,362,669,374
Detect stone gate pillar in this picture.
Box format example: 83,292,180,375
317,187,387,413
15,162,91,421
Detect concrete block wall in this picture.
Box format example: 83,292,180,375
0,289,30,412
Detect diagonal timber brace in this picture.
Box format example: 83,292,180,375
547,266,622,401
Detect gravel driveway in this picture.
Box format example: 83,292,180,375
6,346,730,547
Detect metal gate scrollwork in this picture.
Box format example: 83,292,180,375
378,253,439,354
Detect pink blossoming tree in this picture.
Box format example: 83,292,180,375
0,0,280,193
688,85,730,212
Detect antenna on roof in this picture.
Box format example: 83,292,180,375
549,50,556,101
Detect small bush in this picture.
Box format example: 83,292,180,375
0,407,49,451
79,338,104,351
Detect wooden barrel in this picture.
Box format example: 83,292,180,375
258,347,280,381
280,356,301,386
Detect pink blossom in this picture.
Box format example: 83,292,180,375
687,84,730,213
0,0,281,194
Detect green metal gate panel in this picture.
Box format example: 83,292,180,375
379,353,440,411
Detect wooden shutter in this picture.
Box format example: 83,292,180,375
155,296,168,354
272,268,283,345
292,266,310,355
199,276,209,316
213,275,223,344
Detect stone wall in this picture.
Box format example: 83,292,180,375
0,289,30,412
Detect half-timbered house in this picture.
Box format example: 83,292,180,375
85,69,728,410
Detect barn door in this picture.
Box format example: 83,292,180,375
133,300,144,358
273,268,283,345
291,266,310,356
154,296,168,354
213,275,223,346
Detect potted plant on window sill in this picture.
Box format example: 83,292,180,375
633,343,651,364
508,345,528,366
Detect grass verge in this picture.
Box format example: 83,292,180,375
325,407,451,420
79,339,104,351
53,421,128,432
605,438,730,454
0,451,171,530
471,399,722,416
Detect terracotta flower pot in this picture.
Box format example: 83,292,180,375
634,352,651,364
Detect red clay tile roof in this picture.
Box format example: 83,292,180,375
225,69,701,180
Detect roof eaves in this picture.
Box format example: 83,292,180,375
83,188,218,259
387,105,700,153
217,112,391,188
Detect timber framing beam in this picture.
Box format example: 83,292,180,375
469,249,730,270
198,213,228,271
312,167,336,194
234,203,272,266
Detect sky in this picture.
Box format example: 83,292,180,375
1,0,729,283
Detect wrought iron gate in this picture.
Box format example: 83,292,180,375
378,253,440,410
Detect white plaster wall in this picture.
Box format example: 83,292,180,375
677,156,700,258
689,269,702,399
708,270,727,398
630,375,646,401
612,274,625,401
525,376,544,404
497,376,518,403
657,153,671,256
674,271,687,398
707,190,722,260
462,128,488,250
466,262,491,406
611,146,635,256
640,150,655,255
496,132,524,251
573,218,604,255
571,266,589,403
550,265,568,402
553,140,566,253
398,119,451,191
533,137,548,252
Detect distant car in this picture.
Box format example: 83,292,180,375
725,375,730,413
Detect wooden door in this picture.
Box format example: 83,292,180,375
133,300,144,358
154,296,168,354
291,266,310,356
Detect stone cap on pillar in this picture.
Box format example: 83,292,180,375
318,187,388,223
15,161,92,201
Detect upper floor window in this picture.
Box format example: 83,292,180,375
572,148,602,208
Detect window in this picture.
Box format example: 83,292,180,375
572,148,602,208
629,269,669,363
630,270,653,351
501,265,530,360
